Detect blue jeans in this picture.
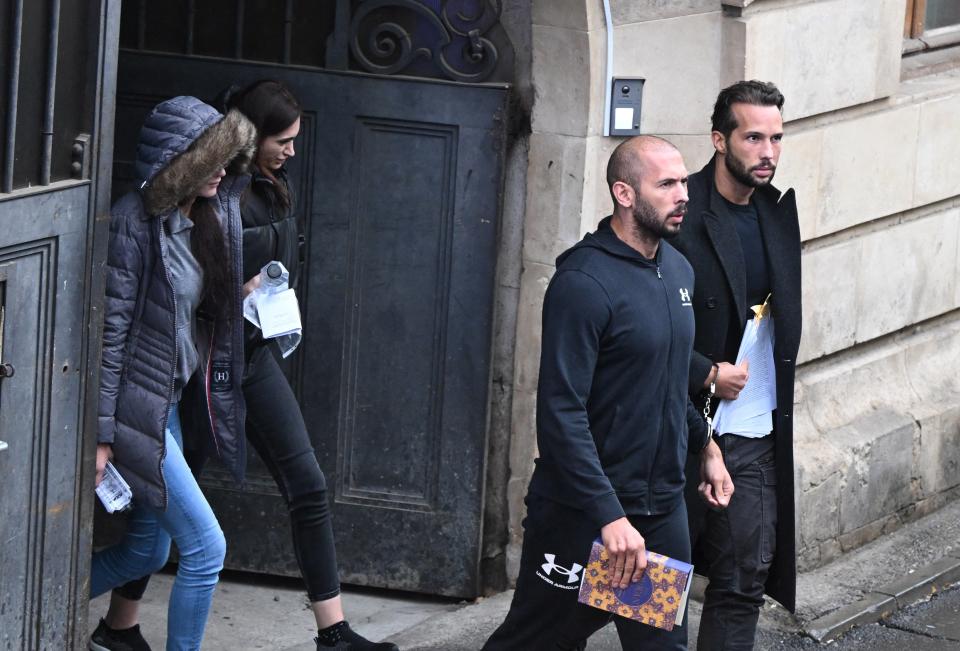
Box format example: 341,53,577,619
91,405,226,651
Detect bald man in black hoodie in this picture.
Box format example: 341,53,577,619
483,136,733,651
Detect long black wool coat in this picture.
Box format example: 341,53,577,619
672,157,802,612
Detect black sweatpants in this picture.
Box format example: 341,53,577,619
116,344,339,603
483,495,691,651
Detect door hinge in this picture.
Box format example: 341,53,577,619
71,133,92,180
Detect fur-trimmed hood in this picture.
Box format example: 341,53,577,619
135,95,257,216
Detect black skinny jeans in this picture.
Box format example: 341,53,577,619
116,344,339,603
689,434,777,651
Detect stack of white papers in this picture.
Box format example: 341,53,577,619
712,300,777,437
256,288,301,339
242,262,303,359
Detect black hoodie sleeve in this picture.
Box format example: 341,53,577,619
536,269,625,528
689,350,715,396
686,397,710,454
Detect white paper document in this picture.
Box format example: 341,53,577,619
242,261,303,358
243,290,262,329
712,301,777,437
257,288,302,339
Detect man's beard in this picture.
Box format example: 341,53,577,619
724,148,776,188
632,194,685,241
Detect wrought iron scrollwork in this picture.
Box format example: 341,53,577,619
350,0,503,83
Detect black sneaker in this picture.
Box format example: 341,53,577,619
89,619,152,651
316,621,399,651
315,639,352,650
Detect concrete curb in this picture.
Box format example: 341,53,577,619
803,553,960,642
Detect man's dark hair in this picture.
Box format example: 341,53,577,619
710,80,784,138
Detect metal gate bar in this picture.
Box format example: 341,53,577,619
136,0,147,49
234,0,245,58
282,0,293,64
41,0,62,186
186,0,196,55
3,0,24,193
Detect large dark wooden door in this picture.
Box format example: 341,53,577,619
0,1,118,648
114,52,507,597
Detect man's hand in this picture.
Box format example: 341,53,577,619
600,517,646,588
96,443,113,487
698,439,734,509
242,273,262,298
714,360,749,400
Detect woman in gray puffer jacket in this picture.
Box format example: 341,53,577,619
91,96,255,651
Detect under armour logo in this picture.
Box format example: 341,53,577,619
541,554,583,584
679,288,692,306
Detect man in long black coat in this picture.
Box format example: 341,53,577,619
672,80,802,651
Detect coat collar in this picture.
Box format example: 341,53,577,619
703,183,747,322
693,157,793,320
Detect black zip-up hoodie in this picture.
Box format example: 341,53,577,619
528,217,710,528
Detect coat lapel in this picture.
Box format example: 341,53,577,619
755,188,799,300
754,187,782,291
703,188,747,321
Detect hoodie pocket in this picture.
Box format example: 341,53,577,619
596,404,622,459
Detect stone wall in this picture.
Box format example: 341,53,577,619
502,0,960,580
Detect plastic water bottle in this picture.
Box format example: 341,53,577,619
262,261,288,294
254,261,300,357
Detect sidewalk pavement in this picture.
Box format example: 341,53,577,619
90,498,960,650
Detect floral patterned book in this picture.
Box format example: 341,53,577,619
577,539,693,631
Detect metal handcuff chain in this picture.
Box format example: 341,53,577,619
704,364,718,441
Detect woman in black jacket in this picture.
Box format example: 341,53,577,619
91,96,255,651
94,82,397,651
232,78,397,651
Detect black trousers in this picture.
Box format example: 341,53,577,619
483,495,691,651
116,344,339,603
688,434,777,651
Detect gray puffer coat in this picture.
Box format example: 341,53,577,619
98,96,256,509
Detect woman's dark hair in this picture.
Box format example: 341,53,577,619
229,79,301,137
227,79,301,208
710,80,785,139
189,198,232,319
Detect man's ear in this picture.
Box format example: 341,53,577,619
611,180,634,209
711,130,726,155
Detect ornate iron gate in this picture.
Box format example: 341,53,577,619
117,0,513,83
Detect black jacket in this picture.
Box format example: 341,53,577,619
240,167,301,290
99,97,256,509
528,217,710,529
672,157,802,611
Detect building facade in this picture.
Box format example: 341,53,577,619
2,1,960,646
495,0,960,581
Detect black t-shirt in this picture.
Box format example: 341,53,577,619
723,196,771,321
